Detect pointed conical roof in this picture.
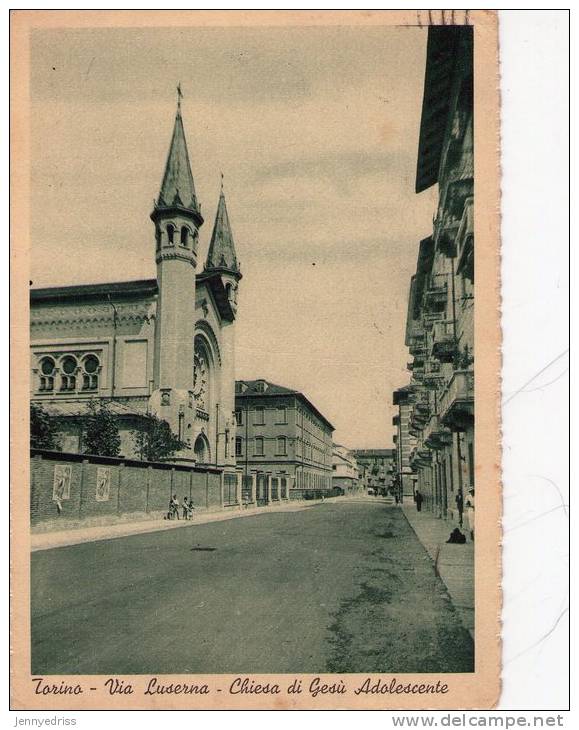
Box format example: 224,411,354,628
157,106,199,212
205,187,240,276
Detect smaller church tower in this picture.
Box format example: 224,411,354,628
204,180,242,468
205,179,242,310
150,91,203,455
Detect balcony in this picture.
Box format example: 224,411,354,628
414,403,430,419
439,370,475,430
410,402,430,433
410,406,430,428
422,310,441,331
434,215,461,257
456,197,474,282
423,281,449,312
408,334,426,357
411,369,425,385
445,176,473,221
410,446,432,469
431,321,456,363
423,414,453,450
422,360,443,389
409,387,429,403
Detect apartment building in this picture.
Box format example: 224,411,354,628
393,25,474,522
234,379,334,501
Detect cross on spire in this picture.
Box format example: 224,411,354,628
177,82,183,111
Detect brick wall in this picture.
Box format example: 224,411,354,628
30,450,223,525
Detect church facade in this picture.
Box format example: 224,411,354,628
30,98,242,475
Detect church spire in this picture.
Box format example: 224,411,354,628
156,87,199,213
205,179,241,277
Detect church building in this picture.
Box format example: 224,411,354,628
30,96,242,474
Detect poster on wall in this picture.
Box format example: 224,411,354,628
52,464,71,502
95,467,111,502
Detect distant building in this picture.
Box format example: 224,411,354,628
234,379,334,500
353,449,395,495
393,386,417,500
357,461,368,492
331,444,359,494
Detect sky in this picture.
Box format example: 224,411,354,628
30,25,438,449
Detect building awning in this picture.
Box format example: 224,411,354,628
415,25,472,193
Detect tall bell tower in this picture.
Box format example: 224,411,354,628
149,88,203,455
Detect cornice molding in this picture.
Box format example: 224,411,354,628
31,301,155,329
155,251,197,266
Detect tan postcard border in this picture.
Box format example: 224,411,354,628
10,9,501,710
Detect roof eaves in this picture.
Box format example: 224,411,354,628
30,279,158,304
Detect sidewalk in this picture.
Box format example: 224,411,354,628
401,504,474,640
31,499,334,553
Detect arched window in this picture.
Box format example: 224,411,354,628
60,356,77,391
193,341,209,412
277,436,287,456
194,433,210,464
180,226,189,247
39,357,55,391
225,282,232,300
235,437,243,457
82,354,100,391
166,224,175,245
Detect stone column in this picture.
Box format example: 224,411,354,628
220,470,225,508
265,472,272,505
250,471,257,504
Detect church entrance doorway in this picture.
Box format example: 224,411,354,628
194,433,211,465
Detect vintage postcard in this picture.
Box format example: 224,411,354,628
10,10,501,710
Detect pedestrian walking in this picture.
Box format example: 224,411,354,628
182,496,189,520
465,487,475,541
187,497,195,520
415,489,423,512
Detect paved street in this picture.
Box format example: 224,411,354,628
31,500,474,675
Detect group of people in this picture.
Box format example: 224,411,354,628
167,494,195,521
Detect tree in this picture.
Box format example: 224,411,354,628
132,414,189,463
81,399,121,457
30,402,61,451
